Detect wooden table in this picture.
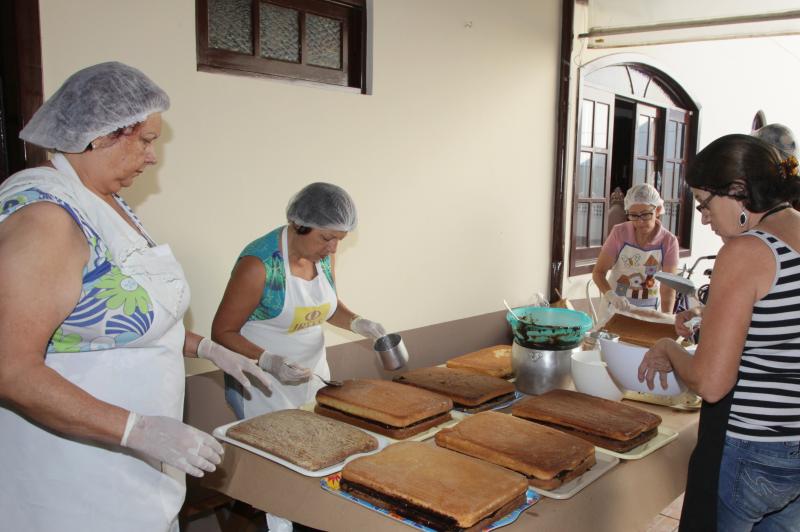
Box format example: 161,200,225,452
204,401,698,532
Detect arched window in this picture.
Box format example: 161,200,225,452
569,58,698,275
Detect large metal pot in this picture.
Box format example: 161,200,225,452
512,340,582,395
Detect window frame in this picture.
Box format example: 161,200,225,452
196,0,366,92
568,58,698,277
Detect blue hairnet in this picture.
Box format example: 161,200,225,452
752,123,797,160
20,62,169,153
286,182,357,232
624,183,663,211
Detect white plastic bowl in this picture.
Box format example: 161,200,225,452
599,338,686,396
570,350,623,401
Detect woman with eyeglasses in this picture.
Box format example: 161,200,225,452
591,182,679,315
638,134,800,532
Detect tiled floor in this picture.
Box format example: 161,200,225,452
644,493,683,532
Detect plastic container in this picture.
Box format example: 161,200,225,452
570,350,623,401
506,307,593,348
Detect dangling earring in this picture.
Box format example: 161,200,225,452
739,210,748,227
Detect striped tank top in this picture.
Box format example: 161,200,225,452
727,229,800,441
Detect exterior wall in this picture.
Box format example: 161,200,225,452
562,2,800,300
37,0,561,373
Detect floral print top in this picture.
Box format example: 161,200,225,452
0,188,156,353
239,226,335,321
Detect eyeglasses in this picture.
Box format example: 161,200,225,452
695,194,714,214
626,210,655,221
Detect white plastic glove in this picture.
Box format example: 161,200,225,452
197,337,271,392
350,316,387,340
604,290,631,311
258,351,312,384
121,412,224,478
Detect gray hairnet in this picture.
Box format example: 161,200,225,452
752,123,797,160
624,183,663,211
19,61,169,153
286,182,357,232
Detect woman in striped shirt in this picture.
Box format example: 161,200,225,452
638,134,800,532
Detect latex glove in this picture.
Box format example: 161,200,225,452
197,337,271,392
258,351,312,384
604,290,630,312
121,412,223,478
350,316,387,340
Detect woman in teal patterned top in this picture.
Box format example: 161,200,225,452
0,62,273,532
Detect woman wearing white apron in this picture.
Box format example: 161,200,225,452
592,183,680,319
0,62,272,532
212,182,388,531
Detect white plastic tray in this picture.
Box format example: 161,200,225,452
299,400,466,443
532,450,619,500
594,425,679,460
213,418,391,478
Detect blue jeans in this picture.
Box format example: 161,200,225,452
718,435,800,531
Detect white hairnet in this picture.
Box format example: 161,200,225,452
752,123,797,160
624,183,663,211
19,62,169,153
286,182,357,232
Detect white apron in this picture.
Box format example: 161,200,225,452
240,227,337,417
0,155,190,532
608,243,663,309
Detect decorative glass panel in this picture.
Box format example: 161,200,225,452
628,67,649,98
633,159,646,185
581,101,594,147
674,163,683,197
635,114,649,156
307,14,341,69
672,204,680,234
662,162,674,200
576,203,588,248
589,204,604,247
209,0,253,54
665,120,677,158
591,153,606,198
578,152,591,198
594,103,609,148
260,3,300,62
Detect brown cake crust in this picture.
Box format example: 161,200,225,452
435,411,596,490
601,314,678,348
534,421,659,453
341,441,528,529
446,345,513,378
314,404,452,439
511,389,661,442
393,367,515,407
316,379,452,427
225,409,378,471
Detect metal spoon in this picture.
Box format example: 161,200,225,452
315,373,343,387
503,299,522,321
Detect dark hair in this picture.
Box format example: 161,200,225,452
686,134,800,212
291,223,312,235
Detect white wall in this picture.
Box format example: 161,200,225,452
37,0,562,372
562,2,800,299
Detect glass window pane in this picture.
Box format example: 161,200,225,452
578,152,591,198
307,14,342,69
260,3,300,62
647,160,655,184
665,120,677,159
589,203,604,247
591,153,606,198
677,124,685,158
672,203,680,234
635,114,649,156
647,117,656,156
674,163,682,198
662,162,674,200
633,159,646,185
209,0,253,54
594,103,609,148
575,203,588,248
581,101,594,147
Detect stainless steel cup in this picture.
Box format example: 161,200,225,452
373,333,409,370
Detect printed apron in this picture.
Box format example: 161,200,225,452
240,226,337,418
608,243,663,309
0,155,191,532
